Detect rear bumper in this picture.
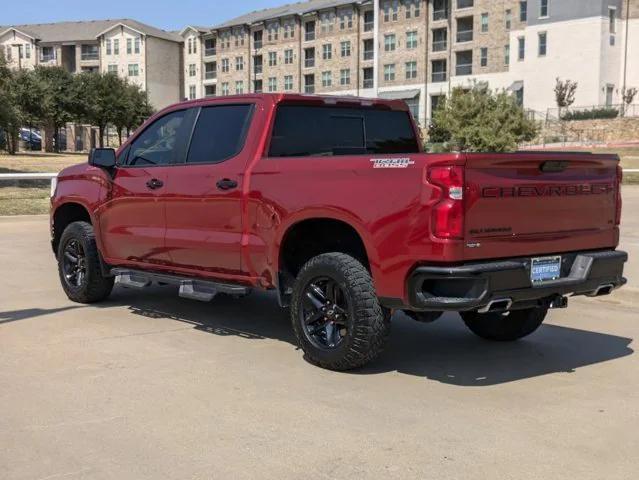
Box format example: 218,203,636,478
386,250,627,312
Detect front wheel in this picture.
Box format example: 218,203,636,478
460,307,548,341
290,253,390,371
57,221,114,304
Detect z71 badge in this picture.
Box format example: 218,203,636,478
370,158,415,169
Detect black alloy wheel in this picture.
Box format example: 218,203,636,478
62,238,87,288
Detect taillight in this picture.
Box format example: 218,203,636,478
616,165,623,225
428,165,465,239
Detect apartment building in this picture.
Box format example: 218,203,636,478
183,0,639,124
0,19,183,109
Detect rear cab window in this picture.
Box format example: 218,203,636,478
268,104,421,158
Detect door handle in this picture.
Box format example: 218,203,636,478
146,178,164,190
216,178,238,191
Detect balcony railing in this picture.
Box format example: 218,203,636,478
204,71,217,80
363,78,373,89
456,30,473,43
364,21,374,32
432,40,447,52
304,85,315,94
305,58,315,68
254,41,263,49
457,0,474,8
204,48,216,57
41,55,55,62
254,64,263,74
432,71,447,82
81,53,99,61
305,31,315,42
433,9,448,21
456,63,472,76
363,50,374,61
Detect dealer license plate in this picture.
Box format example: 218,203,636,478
531,256,562,283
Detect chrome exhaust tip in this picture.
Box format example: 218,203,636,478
478,298,513,314
588,284,615,297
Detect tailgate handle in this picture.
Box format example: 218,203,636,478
540,161,570,173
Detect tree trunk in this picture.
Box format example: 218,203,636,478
99,125,105,148
117,127,123,146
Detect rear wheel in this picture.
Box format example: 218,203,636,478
57,221,114,304
290,253,390,371
460,307,548,341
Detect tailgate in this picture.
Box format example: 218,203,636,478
463,152,620,260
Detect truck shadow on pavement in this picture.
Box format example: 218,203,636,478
100,286,634,387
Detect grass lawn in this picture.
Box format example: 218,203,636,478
0,152,84,174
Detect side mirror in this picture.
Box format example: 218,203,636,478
88,148,116,169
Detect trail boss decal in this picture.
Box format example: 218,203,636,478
370,158,415,169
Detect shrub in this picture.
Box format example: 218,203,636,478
561,108,619,121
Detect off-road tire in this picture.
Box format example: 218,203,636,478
461,307,548,341
57,221,114,303
291,253,390,371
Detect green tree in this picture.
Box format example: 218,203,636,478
34,66,77,152
112,80,153,145
428,85,539,152
554,78,578,114
0,54,22,154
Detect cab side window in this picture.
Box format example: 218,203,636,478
126,110,186,166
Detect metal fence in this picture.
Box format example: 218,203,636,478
544,103,639,122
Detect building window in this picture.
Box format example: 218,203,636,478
284,49,294,64
255,80,264,93
268,51,277,66
505,9,512,30
480,47,488,66
268,77,277,92
432,59,447,82
538,32,547,56
187,38,192,54
128,64,139,76
455,50,472,75
363,67,374,89
339,10,353,29
113,39,119,55
127,38,132,54
609,7,617,34
189,63,196,77
383,1,399,21
284,75,293,91
189,85,197,100
606,84,614,106
504,44,510,65
433,0,449,21
322,71,332,87
322,43,332,60
518,37,525,60
384,34,396,52
205,62,216,79
305,21,316,41
205,85,216,97
253,30,263,49
383,64,395,81
81,44,99,61
431,94,445,113
134,38,141,54
481,13,489,32
41,46,54,62
363,39,374,60
320,12,334,33
304,74,315,94
456,16,473,42
340,68,350,85
236,56,244,71
304,48,315,68
406,31,418,49
405,61,417,79
540,0,549,18
205,38,216,56
520,1,528,22
283,22,294,39
254,55,263,74
193,38,198,55
364,10,374,31
457,0,474,8
236,81,244,94
24,44,31,59
341,41,351,57
267,22,279,42
432,28,447,52
106,39,112,55
222,82,229,95
107,64,118,74
221,58,229,73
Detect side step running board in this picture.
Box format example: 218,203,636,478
112,268,251,302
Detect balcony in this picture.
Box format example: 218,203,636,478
305,58,315,68
305,85,315,94
204,48,216,57
254,40,263,49
433,9,448,21
204,71,217,80
457,0,474,8
432,40,447,52
456,63,472,76
363,50,374,61
432,71,447,82
456,30,473,43
41,54,55,62
364,21,374,32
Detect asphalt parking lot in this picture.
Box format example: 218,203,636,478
1,187,638,480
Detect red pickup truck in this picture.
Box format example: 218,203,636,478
51,94,628,370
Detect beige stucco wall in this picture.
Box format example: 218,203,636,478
100,25,147,90
146,36,182,109
0,29,38,70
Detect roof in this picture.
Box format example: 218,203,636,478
213,0,369,29
0,19,182,43
179,25,211,36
